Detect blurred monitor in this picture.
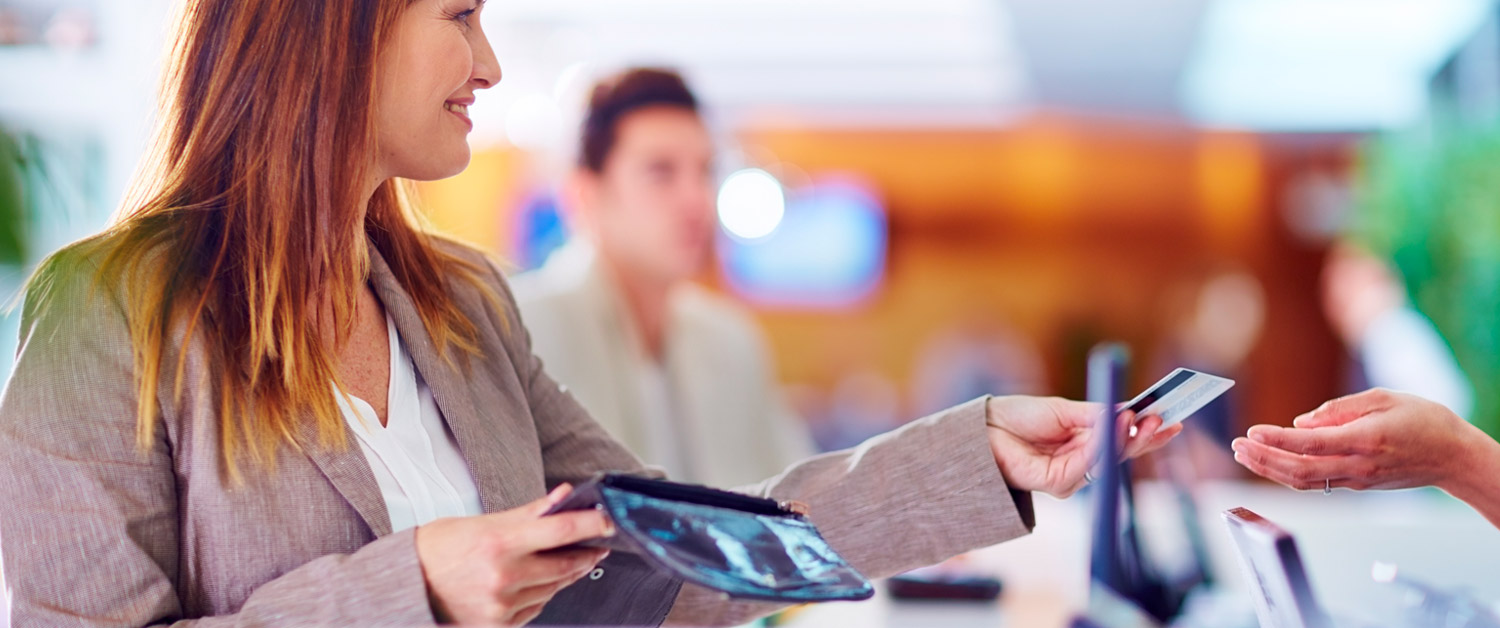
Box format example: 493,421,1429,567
1221,507,1332,628
718,178,886,308
1088,344,1132,595
514,191,569,271
1086,345,1210,625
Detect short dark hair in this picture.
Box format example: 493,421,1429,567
579,68,700,173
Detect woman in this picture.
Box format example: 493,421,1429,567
0,1,1180,626
512,68,815,488
1233,388,1500,529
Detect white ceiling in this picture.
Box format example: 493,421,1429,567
473,0,1496,142
480,0,1030,136
1183,0,1495,130
1005,0,1210,116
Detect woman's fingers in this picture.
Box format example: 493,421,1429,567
1114,411,1138,450
502,547,610,591
416,487,614,626
486,484,574,526
1139,423,1182,454
489,548,607,624
1081,413,1176,469
529,484,573,516
505,600,552,627
1121,414,1164,458
498,508,615,556
1056,398,1104,429
1231,438,1369,491
1055,476,1089,499
505,550,606,598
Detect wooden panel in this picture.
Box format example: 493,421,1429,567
418,116,1355,436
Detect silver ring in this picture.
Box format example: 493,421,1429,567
1324,479,1331,495
1084,469,1096,484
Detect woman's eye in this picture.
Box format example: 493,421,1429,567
451,8,477,26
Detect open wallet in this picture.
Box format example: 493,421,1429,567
542,473,875,603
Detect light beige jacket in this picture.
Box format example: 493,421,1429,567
512,243,815,488
0,239,1033,627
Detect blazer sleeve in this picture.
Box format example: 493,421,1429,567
477,257,1034,627
0,259,436,627
664,398,1038,627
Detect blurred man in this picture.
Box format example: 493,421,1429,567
1322,243,1473,418
511,68,814,487
1149,266,1268,480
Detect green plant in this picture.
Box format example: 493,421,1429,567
1351,111,1500,438
0,128,26,264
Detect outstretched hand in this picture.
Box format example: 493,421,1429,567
985,396,1182,498
1231,388,1484,492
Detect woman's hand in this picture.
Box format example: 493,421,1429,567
1231,388,1490,493
985,396,1181,498
415,484,614,626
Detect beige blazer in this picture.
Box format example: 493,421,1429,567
512,243,815,488
0,238,1034,627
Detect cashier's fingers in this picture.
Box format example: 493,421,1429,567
1245,423,1368,457
1291,388,1398,429
1230,437,1371,491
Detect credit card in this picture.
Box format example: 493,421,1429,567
1123,368,1235,428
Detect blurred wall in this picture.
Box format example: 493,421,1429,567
417,112,1355,432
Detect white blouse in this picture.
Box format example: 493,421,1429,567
335,314,483,533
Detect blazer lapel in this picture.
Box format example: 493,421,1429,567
296,417,394,537
366,244,526,514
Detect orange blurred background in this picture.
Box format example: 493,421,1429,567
418,113,1356,429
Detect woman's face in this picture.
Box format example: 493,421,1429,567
374,0,500,182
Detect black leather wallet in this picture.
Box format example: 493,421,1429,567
543,473,875,603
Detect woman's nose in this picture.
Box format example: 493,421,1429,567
470,27,501,89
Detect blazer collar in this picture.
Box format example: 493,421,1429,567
365,241,524,515
301,242,522,537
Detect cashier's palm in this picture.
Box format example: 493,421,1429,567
985,396,1178,499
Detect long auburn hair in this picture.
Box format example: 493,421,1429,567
26,0,497,481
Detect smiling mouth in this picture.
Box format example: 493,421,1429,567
444,102,469,116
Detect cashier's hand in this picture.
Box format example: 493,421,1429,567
415,484,613,626
985,396,1181,498
1232,388,1486,493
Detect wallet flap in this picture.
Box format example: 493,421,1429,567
543,474,874,603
